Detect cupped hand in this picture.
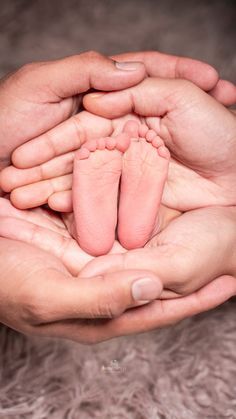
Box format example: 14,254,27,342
0,111,141,211
1,50,234,210
84,77,236,211
80,205,236,298
0,51,146,172
111,51,236,106
0,197,163,343
0,197,235,342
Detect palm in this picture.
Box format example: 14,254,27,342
0,198,91,275
80,205,236,297
142,83,236,210
0,71,78,170
0,198,125,275
0,197,235,317
145,206,236,295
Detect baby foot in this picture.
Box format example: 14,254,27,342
73,133,130,256
118,120,170,249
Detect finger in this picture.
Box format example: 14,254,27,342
114,52,236,107
34,274,236,343
0,197,70,237
48,190,73,212
12,111,112,169
0,213,163,311
104,275,236,338
20,268,163,324
20,51,146,99
112,50,219,91
0,216,90,276
10,174,72,209
0,152,74,192
80,207,236,295
80,249,182,297
84,77,195,119
209,79,236,107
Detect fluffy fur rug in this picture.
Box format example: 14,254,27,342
0,0,235,418
1,300,236,418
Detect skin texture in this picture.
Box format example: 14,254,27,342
0,197,235,343
0,197,165,343
81,206,236,299
72,121,170,256
77,76,236,304
0,51,158,343
1,50,235,209
0,51,235,343
111,51,236,106
84,78,236,211
2,80,235,214
0,51,146,172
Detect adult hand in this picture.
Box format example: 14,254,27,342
81,206,236,298
0,51,146,171
0,198,163,343
84,77,236,210
112,51,236,106
0,198,235,342
1,50,233,210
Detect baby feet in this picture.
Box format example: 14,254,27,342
73,120,170,256
118,120,170,250
73,133,130,256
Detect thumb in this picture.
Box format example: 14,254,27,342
83,76,196,119
26,269,163,324
19,51,146,99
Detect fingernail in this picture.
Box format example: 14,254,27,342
132,277,162,301
88,92,106,98
115,61,142,71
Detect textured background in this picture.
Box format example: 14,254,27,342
0,0,235,80
0,0,236,418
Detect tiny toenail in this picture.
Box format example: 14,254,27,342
115,61,143,71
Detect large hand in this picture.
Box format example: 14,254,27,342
0,198,235,341
0,111,140,211
1,50,233,210
0,51,146,171
112,51,236,106
65,206,236,338
84,77,236,210
80,206,236,297
0,198,164,343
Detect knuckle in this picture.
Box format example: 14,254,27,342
7,62,42,88
13,62,40,80
98,296,123,319
19,62,39,73
96,277,124,319
20,290,48,325
82,50,103,61
167,251,195,294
